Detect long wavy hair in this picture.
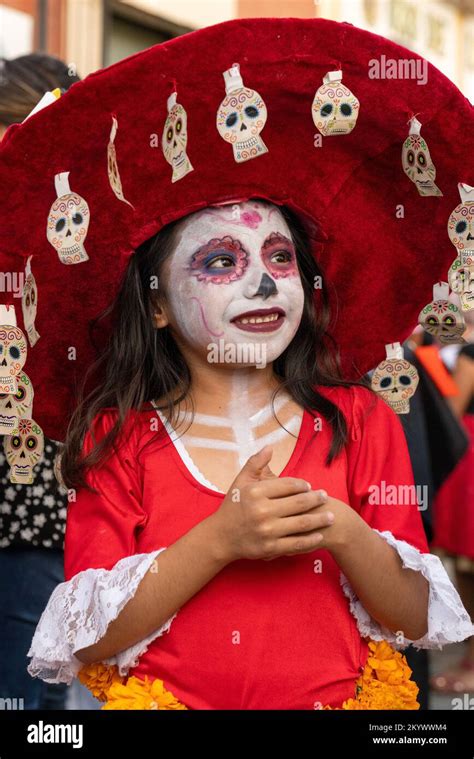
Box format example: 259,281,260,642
60,198,373,492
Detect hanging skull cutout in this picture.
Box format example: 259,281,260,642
447,183,474,267
371,343,419,414
401,117,442,197
216,63,268,163
46,172,90,264
448,257,474,312
162,91,194,182
21,256,40,347
0,306,27,395
4,417,44,484
312,70,360,137
418,283,466,345
0,370,34,435
107,115,134,207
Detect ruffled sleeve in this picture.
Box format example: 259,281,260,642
341,386,474,650
27,408,177,684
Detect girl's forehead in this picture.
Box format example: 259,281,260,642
176,201,291,246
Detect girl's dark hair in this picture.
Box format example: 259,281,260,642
60,198,373,492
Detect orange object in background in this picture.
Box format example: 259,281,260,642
415,345,460,397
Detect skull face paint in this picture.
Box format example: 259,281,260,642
161,201,305,366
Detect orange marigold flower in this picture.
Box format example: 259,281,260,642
101,675,187,710
78,662,125,702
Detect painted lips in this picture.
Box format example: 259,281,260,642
231,307,286,332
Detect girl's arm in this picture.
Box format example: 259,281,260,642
318,499,429,640
75,514,228,664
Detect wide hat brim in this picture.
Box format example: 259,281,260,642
0,16,472,441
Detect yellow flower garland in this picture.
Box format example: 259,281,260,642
78,640,419,710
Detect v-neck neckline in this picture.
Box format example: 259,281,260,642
150,402,312,497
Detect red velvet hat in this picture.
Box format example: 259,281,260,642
0,16,473,443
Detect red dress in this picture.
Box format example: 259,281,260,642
64,385,429,710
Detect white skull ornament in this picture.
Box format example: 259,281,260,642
448,258,474,312
46,172,90,265
312,70,360,136
107,116,133,207
21,257,40,347
418,285,466,345
401,117,442,197
447,184,474,267
4,417,44,484
371,358,419,414
216,63,268,163
0,370,34,435
0,304,27,395
162,92,194,182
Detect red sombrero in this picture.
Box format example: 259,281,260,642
0,16,473,442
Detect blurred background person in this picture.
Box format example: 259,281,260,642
430,311,474,694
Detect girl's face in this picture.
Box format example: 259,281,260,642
158,200,305,365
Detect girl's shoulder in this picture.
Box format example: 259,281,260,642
315,383,390,439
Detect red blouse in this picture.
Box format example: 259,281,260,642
64,385,429,710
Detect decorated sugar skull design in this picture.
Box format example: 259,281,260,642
4,417,44,484
448,257,474,312
0,370,34,435
46,172,90,265
401,117,442,197
371,358,419,414
162,92,194,182
312,70,360,136
108,115,133,207
21,256,40,347
216,63,268,163
447,183,474,266
418,292,466,345
0,318,27,395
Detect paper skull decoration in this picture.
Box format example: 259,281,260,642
401,117,442,197
418,283,466,344
0,370,34,435
312,70,360,137
4,417,44,484
162,91,194,183
371,344,419,415
0,308,27,395
21,256,40,347
216,62,268,163
448,257,474,312
447,183,474,267
107,116,133,207
46,172,90,265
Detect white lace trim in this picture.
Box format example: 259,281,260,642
340,529,474,651
27,547,178,685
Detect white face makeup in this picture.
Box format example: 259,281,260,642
162,200,305,365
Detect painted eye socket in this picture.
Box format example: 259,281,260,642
206,254,235,269
340,103,352,116
11,436,21,449
72,213,83,225
407,150,415,165
9,346,20,359
426,316,439,325
31,290,35,305
321,103,333,117
26,435,37,450
270,250,293,264
244,106,258,118
417,152,426,166
443,315,456,326
380,376,392,388
166,126,173,142
399,375,412,386
16,386,26,401
55,218,66,232
456,220,468,234
226,112,238,128
176,118,182,133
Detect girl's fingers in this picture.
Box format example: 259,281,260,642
272,509,334,538
269,489,328,517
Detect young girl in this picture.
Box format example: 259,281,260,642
27,198,473,710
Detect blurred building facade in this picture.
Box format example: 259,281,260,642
0,0,473,99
